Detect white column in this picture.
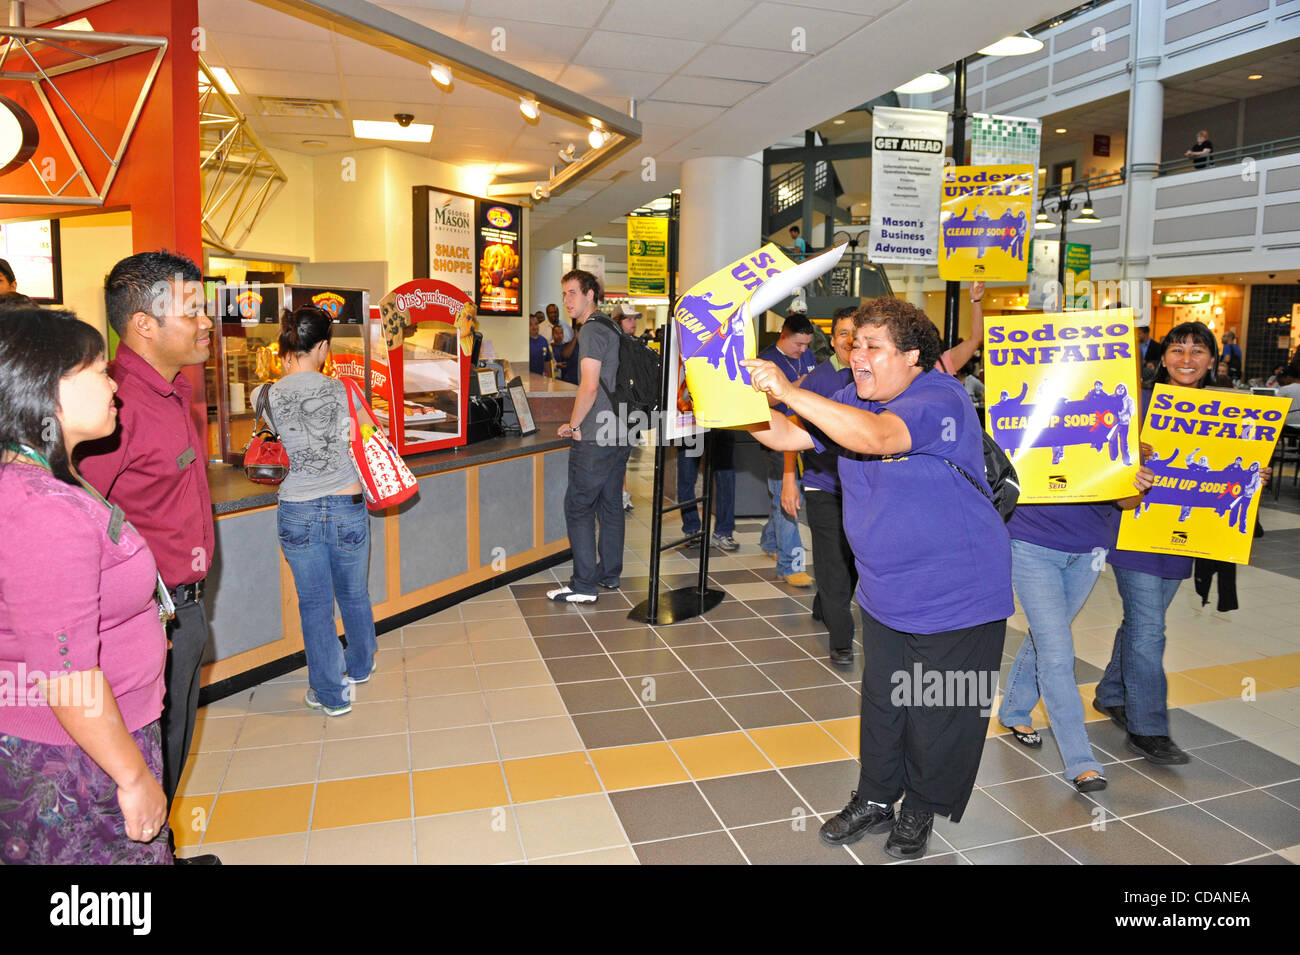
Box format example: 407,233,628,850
1120,0,1165,322
529,245,566,315
903,265,928,309
679,155,763,291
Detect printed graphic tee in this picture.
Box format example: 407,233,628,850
267,372,357,502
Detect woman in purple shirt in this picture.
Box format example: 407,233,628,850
0,308,171,864
744,298,1013,861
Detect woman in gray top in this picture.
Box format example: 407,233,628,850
266,305,376,716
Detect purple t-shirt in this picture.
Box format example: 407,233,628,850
815,370,1014,634
759,342,818,416
1007,503,1118,555
800,358,853,495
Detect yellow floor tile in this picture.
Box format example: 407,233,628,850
1180,664,1275,697
503,752,601,803
1166,672,1228,707
589,741,690,791
413,762,509,816
169,793,215,849
1241,654,1300,689
203,784,314,843
306,819,414,864
818,717,859,756
749,722,851,767
669,731,770,780
312,773,412,829
415,808,523,865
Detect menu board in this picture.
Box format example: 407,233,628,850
0,219,60,301
475,200,522,316
425,188,476,301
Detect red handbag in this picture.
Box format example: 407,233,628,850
243,386,290,485
342,377,418,509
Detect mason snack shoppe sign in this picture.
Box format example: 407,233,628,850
476,200,522,316
413,187,523,317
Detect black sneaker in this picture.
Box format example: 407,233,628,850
884,808,934,860
829,648,853,670
1092,698,1127,731
818,791,894,847
1126,733,1189,765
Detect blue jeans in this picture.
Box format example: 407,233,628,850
760,476,805,575
564,438,632,594
677,433,735,537
278,496,378,709
1096,566,1183,736
999,539,1104,780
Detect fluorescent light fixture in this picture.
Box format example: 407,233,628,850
352,119,433,143
54,17,94,31
1055,127,1067,134
519,96,540,121
588,126,608,149
578,232,598,247
832,118,846,125
893,72,950,95
647,197,673,211
429,62,453,88
1248,73,1263,80
206,66,240,95
977,32,1044,56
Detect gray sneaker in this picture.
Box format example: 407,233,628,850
711,533,739,552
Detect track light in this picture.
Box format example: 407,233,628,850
558,143,579,164
519,96,540,122
429,62,452,88
588,126,608,149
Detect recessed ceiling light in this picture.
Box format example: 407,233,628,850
429,62,453,88
832,118,846,125
1247,73,1263,80
300,139,327,149
205,66,240,95
352,119,433,143
1055,127,1067,134
894,72,950,95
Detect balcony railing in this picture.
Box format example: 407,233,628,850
1155,134,1300,177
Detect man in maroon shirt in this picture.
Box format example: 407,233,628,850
78,251,217,862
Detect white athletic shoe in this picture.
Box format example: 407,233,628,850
546,585,598,604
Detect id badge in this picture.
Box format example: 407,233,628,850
107,505,125,544
177,446,196,470
156,573,176,621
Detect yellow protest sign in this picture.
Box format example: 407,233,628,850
938,164,1033,281
984,308,1140,502
1116,386,1289,563
627,216,668,295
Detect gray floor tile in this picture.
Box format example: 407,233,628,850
582,609,645,632
532,632,603,659
744,596,809,617
1125,752,1258,802
712,618,784,641
1234,853,1294,865
1124,804,1271,864
555,678,639,715
734,636,809,664
758,659,841,691
975,737,1052,786
841,824,956,865
1192,739,1300,787
906,851,969,865
769,614,833,637
525,613,592,637
1019,726,1117,777
572,708,664,749
718,692,811,729
647,699,737,739
934,789,1038,850
1168,708,1241,749
695,665,780,697
635,670,709,705
1084,761,1190,818
1197,790,1300,850
652,621,723,647
1047,820,1184,865
633,831,746,865
700,599,756,622
544,653,621,683
1262,779,1300,810
595,628,665,653
698,771,810,828
729,820,859,865
708,569,764,585
963,835,1079,865
672,642,750,670
982,775,1100,833
609,783,723,843
781,760,860,815
610,648,689,678
786,684,862,721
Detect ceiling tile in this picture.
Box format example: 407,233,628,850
342,73,445,103
199,0,328,39
574,30,705,73
237,68,345,99
777,0,900,13
651,75,762,107
346,100,438,124
718,2,872,53
333,38,432,80
594,0,752,41
635,100,725,127
254,115,351,136
557,65,669,99
373,3,467,35
681,44,806,83
208,33,334,74
467,0,609,27
458,16,593,63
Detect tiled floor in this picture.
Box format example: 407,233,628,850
173,452,1300,864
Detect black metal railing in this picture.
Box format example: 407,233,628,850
768,161,830,215
1041,170,1125,199
1155,135,1300,177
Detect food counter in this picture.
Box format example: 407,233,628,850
196,376,577,700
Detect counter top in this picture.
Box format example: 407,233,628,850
210,431,571,514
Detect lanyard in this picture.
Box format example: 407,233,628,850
6,443,175,622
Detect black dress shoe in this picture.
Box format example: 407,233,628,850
884,808,933,860
1092,698,1128,731
829,648,854,670
819,791,894,847
1126,734,1189,765
175,853,222,865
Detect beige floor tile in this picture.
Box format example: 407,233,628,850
408,693,489,731
531,846,639,865
222,741,322,791
176,750,230,796
189,714,244,753
375,646,407,670
185,833,307,865
203,690,253,716
514,794,629,859
402,621,468,646
483,685,568,722
476,660,553,690
405,643,476,669
466,619,533,641
322,700,409,740
306,820,414,865
346,670,406,703
410,724,499,770
492,716,583,760
405,665,481,697
265,669,308,685
247,681,314,714
319,733,412,780
415,808,523,864
237,709,327,748
471,637,543,664
461,601,524,622
408,607,462,626
727,582,786,601
1253,728,1300,763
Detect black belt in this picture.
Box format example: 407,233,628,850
170,581,205,605
348,493,365,504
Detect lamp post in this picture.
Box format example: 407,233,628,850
1035,181,1100,311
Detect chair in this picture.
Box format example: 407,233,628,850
1270,426,1300,499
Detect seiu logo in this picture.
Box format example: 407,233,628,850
1171,532,1189,545
1048,474,1068,489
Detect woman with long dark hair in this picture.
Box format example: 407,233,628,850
0,308,171,864
267,305,376,717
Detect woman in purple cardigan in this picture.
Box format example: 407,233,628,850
0,308,171,864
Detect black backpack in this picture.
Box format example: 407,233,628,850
591,314,662,418
944,432,1021,521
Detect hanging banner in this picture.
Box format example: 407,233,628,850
475,200,522,316
562,253,605,293
675,243,846,428
1065,243,1091,308
1117,386,1290,563
971,113,1042,218
425,189,476,302
937,164,1033,281
984,308,1140,502
1028,240,1090,310
868,106,947,265
627,216,669,295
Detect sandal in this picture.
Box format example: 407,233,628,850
1003,724,1042,749
1074,772,1107,793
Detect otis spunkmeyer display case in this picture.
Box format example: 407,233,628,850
211,283,369,464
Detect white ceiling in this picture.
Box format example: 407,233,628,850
23,0,1070,250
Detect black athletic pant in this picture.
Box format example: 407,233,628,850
856,611,1006,822
162,598,209,803
804,489,858,652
